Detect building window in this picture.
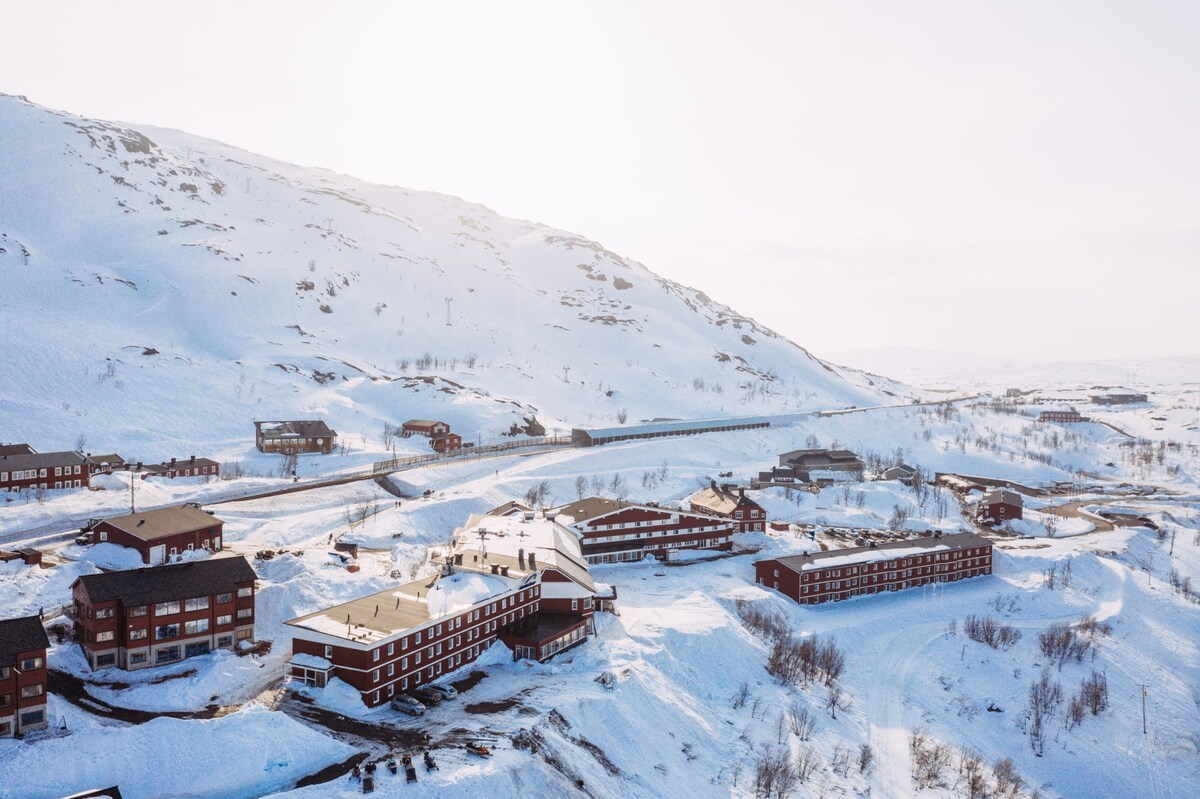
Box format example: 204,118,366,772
236,608,253,620
373,649,380,662
184,619,210,635
20,710,45,727
217,593,233,604
19,683,43,699
373,669,380,682
19,657,43,671
130,652,148,665
129,628,148,641
156,623,181,640
185,597,210,612
217,614,232,626
154,601,181,616
156,646,181,664
95,607,114,620
96,631,114,643
388,663,395,676
387,642,394,656
95,653,116,667
236,629,253,641
237,587,253,598
217,635,233,648
129,605,148,617
324,645,333,658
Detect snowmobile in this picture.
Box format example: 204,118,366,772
466,741,493,757
424,751,439,771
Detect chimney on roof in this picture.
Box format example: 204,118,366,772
190,455,196,462
528,552,537,570
374,604,379,616
500,566,509,577
170,457,176,466
738,488,746,499
710,479,717,490
518,547,525,570
490,564,499,574
137,519,145,527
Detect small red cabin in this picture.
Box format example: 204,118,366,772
402,420,450,438
431,433,462,453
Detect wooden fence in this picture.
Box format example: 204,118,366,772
370,436,574,474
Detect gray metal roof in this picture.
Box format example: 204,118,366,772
0,450,87,471
74,556,256,606
0,614,50,666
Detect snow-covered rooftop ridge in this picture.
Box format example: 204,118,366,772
768,531,991,573
451,512,595,592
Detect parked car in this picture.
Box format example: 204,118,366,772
391,694,426,716
74,533,92,546
426,683,457,700
412,686,444,705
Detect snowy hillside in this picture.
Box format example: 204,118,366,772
0,94,905,461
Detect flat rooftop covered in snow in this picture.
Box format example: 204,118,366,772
768,532,991,573
286,570,517,645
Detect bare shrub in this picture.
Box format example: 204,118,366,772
992,757,1024,797
1025,669,1063,756
1037,622,1091,669
731,681,751,710
830,744,851,777
766,634,845,688
787,700,816,741
858,744,874,775
735,599,790,642
794,745,820,783
964,614,1021,650
754,747,798,798
910,730,952,789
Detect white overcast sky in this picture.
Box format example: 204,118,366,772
3,1,1198,363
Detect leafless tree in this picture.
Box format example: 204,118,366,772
787,700,815,741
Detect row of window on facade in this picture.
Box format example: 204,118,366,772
1,465,84,481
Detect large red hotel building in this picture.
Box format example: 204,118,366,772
755,532,993,605
286,509,601,707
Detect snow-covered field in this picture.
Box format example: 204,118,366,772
1,397,1199,798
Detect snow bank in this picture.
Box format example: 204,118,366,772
0,705,353,799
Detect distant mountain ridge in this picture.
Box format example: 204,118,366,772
0,93,908,458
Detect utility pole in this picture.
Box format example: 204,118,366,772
444,297,452,327
562,365,570,383
129,473,136,514
1137,683,1149,735
1169,527,1176,556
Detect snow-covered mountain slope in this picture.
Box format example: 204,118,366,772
0,94,906,459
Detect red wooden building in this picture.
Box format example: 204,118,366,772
687,482,766,533
401,420,450,438
287,513,598,707
430,432,463,453
978,489,1024,524
85,505,224,565
1038,409,1084,423
0,450,91,492
72,556,257,671
553,497,734,564
0,615,50,737
755,532,993,605
128,456,220,480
